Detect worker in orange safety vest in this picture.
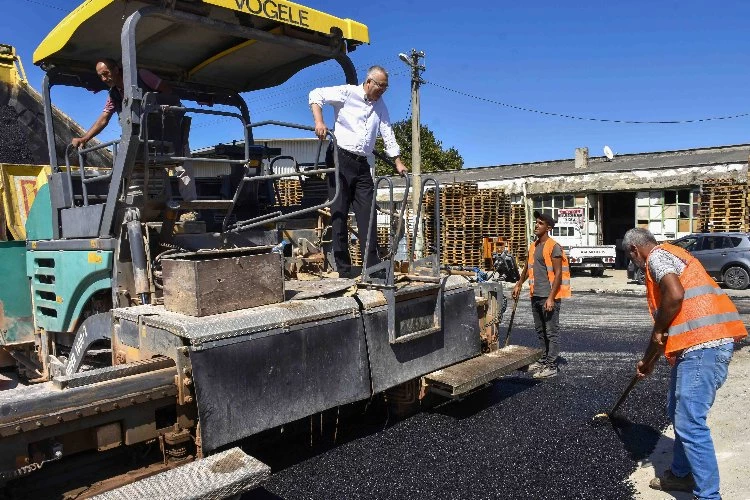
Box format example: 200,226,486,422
512,211,571,379
623,227,747,500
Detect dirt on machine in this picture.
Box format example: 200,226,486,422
0,2,540,498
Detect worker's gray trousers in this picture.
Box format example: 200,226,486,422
530,296,561,366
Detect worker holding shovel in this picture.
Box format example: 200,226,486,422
623,227,747,499
512,211,571,379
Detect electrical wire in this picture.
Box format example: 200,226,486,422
20,0,68,11
425,80,750,124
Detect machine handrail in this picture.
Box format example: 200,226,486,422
361,173,411,285
372,152,411,255
219,121,340,241
139,95,250,167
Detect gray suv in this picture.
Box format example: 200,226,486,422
627,232,750,289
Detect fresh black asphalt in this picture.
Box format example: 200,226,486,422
247,292,750,500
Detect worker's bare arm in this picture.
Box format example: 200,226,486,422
636,273,683,378
71,111,113,148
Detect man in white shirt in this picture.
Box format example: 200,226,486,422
309,65,408,278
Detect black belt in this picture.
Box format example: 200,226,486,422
339,148,368,162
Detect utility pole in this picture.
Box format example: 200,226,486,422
399,49,425,255
399,49,425,215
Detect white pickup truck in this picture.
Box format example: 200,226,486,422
565,245,617,277
554,208,616,277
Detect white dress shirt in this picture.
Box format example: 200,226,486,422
309,84,400,158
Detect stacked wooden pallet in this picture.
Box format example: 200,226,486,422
420,182,513,268
349,224,392,267
509,204,528,264
698,178,750,232
275,179,303,206
348,183,522,270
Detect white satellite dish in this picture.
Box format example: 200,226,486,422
603,145,614,161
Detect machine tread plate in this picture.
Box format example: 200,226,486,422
111,294,360,346
92,447,269,500
424,345,542,397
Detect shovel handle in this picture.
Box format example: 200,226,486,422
503,294,520,347
609,349,661,416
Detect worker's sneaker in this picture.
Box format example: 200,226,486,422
532,365,559,379
649,470,695,492
526,361,545,373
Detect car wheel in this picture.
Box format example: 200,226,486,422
590,268,604,277
723,266,750,290
636,268,646,285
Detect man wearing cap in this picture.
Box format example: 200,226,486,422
512,211,572,379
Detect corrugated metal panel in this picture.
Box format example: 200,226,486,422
255,139,329,168
192,160,232,178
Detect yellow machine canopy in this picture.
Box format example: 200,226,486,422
33,0,369,93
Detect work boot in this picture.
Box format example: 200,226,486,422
649,470,695,492
532,365,559,379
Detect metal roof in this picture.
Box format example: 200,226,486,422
393,143,750,186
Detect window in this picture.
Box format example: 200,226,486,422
532,194,583,223
730,237,745,248
674,236,698,252
552,227,575,237
700,236,731,251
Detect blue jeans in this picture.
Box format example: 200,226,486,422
667,343,733,500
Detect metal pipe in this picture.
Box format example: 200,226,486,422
125,209,150,305
220,122,341,236
42,73,58,171
408,177,441,269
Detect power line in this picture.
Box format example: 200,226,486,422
20,0,67,11
425,80,750,124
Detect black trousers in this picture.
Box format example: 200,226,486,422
326,146,380,274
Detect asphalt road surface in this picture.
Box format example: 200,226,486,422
246,292,750,500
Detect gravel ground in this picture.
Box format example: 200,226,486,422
246,293,721,500
0,104,34,164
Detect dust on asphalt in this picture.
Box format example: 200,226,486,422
246,294,675,500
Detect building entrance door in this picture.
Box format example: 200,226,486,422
601,192,636,269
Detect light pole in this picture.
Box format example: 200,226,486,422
398,49,425,255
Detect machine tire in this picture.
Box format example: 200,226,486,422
590,268,605,278
723,265,750,290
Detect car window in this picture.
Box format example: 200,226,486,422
674,236,698,251
701,236,731,250
730,237,746,248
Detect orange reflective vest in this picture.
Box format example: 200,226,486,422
527,237,571,299
645,243,747,363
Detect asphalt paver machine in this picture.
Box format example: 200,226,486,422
0,1,540,496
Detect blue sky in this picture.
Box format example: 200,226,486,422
3,0,749,167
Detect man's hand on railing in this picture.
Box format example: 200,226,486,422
394,157,408,177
